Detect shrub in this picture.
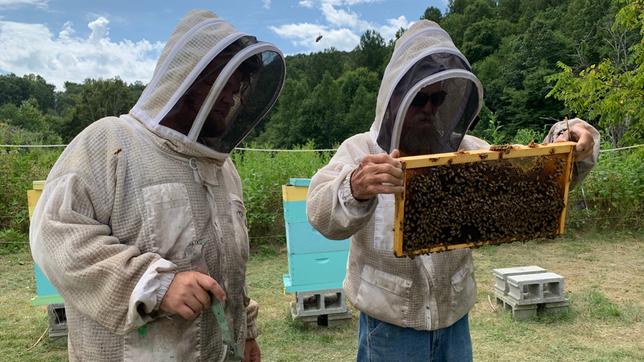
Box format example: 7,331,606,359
231,142,333,247
0,148,60,233
567,147,643,230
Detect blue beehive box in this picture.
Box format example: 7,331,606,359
282,178,350,293
27,181,64,306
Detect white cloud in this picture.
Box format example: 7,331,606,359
0,0,47,8
270,23,360,52
262,0,271,9
0,18,164,90
320,3,371,31
273,1,411,53
377,16,411,41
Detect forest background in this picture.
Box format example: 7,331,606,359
1,0,642,247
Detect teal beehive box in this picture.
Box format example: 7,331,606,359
28,181,64,306
282,178,350,293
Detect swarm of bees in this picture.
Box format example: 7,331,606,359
402,156,566,256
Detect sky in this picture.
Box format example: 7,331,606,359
0,0,447,90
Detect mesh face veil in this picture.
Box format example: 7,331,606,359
372,20,483,156
130,11,285,159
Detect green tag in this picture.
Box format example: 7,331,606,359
137,324,148,337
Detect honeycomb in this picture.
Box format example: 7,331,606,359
401,155,566,256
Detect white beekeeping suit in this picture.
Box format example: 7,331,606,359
307,19,600,335
30,9,285,361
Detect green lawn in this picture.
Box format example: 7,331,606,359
1,232,642,361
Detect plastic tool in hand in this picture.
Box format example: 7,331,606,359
186,239,243,360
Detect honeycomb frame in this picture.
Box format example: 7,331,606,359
393,142,576,257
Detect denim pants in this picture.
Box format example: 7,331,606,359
357,312,472,362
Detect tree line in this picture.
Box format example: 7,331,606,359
1,0,642,149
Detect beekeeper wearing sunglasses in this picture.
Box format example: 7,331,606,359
307,20,599,361
30,10,284,361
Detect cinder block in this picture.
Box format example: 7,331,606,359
512,306,538,320
493,266,546,295
495,293,538,320
47,303,67,338
292,289,347,318
541,300,570,315
289,291,352,327
507,272,565,304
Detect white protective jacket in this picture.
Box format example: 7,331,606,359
29,10,278,361
307,21,600,331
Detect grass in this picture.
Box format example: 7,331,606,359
1,232,642,361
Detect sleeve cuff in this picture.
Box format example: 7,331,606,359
338,170,375,210
245,299,259,340
126,258,177,329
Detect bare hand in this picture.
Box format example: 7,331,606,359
350,149,404,200
244,338,261,362
160,271,226,320
555,123,594,161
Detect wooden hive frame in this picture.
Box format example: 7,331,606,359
393,142,576,257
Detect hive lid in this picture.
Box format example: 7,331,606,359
288,178,311,187
32,180,46,190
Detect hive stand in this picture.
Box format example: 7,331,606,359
290,289,352,327
492,267,569,320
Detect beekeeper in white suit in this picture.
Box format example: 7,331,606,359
30,9,284,361
307,20,599,361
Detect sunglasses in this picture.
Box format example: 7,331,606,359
410,90,447,109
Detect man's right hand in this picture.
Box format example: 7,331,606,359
160,271,226,320
350,149,404,201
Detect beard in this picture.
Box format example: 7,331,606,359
399,112,441,156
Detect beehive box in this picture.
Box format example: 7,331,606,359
27,180,64,306
282,178,350,293
394,142,576,257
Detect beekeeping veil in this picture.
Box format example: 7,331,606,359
372,20,483,156
130,10,285,159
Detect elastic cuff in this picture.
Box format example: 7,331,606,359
339,171,374,209
154,272,176,312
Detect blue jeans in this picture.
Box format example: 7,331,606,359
357,312,472,362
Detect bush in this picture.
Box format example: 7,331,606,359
0,148,60,233
1,144,640,254
512,128,545,145
231,142,333,248
567,147,643,230
0,228,28,255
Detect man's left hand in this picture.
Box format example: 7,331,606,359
555,123,594,161
244,339,261,362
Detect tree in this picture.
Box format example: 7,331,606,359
355,30,388,73
422,7,442,22
60,78,139,141
461,19,504,63
547,0,643,147
0,74,55,112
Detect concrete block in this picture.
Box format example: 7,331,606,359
507,272,566,304
512,306,538,320
493,266,546,295
292,289,347,318
290,300,352,327
541,300,570,315
47,303,67,338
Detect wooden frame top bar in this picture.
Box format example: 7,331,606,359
398,142,577,169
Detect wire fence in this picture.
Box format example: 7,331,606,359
2,143,643,152
1,143,641,247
